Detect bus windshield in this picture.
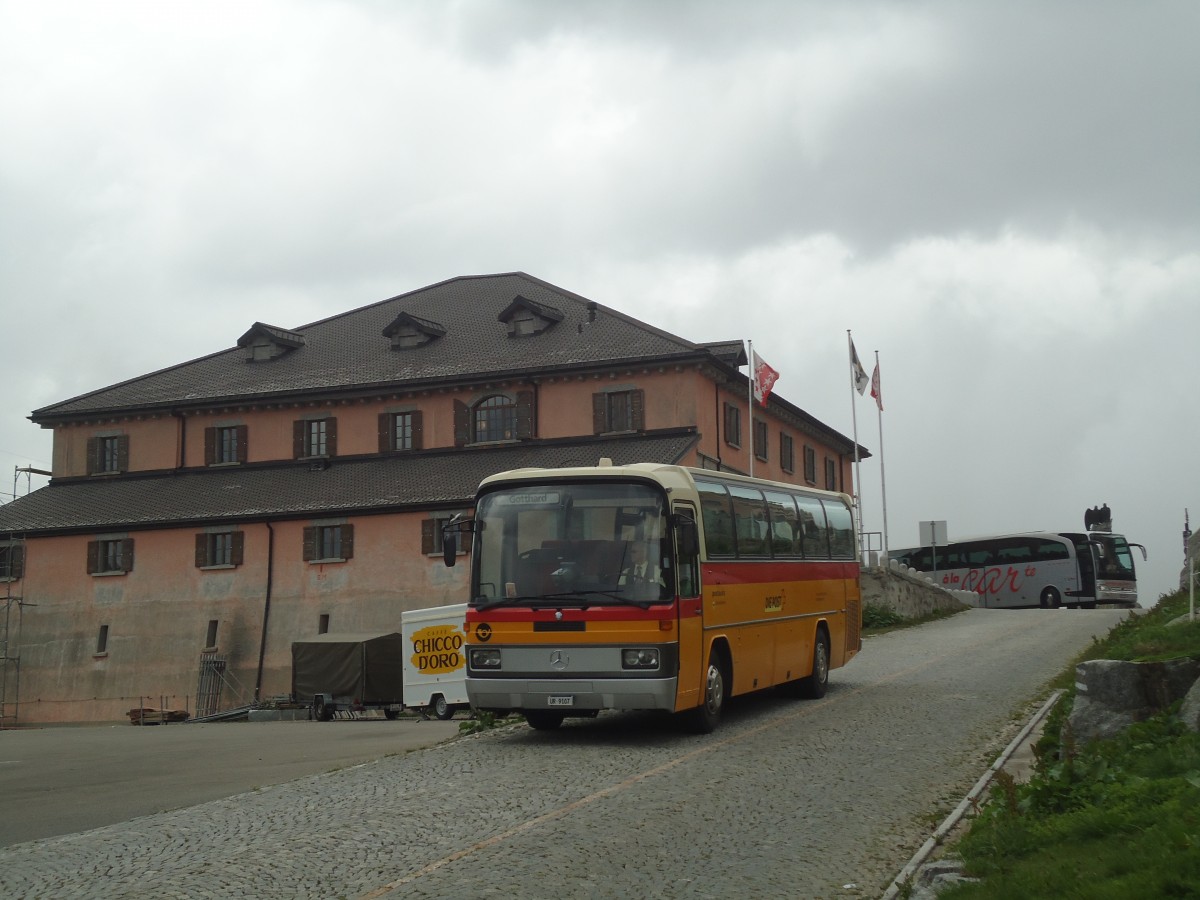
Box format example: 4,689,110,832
1093,534,1136,579
471,480,672,608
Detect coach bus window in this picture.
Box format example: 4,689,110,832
696,480,735,557
824,501,855,558
729,485,769,557
794,495,829,559
763,490,801,557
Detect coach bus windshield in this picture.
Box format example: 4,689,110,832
1093,534,1136,579
470,481,672,608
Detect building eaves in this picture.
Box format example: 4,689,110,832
0,429,701,536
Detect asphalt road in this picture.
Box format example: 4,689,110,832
0,608,1130,898
0,716,461,847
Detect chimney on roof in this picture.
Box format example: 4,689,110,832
587,301,597,323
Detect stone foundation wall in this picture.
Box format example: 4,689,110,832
860,562,974,618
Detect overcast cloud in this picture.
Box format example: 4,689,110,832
2,0,1196,601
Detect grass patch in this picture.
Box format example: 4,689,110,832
939,589,1200,899
863,602,963,635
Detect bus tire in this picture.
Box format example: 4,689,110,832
1040,587,1061,609
525,710,564,730
433,695,454,720
798,629,830,699
684,650,727,734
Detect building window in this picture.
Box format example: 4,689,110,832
592,389,644,434
379,411,423,452
318,614,330,634
96,625,109,655
87,538,134,575
87,434,129,475
454,392,534,446
303,524,354,563
753,420,768,462
804,445,817,483
205,425,247,466
0,543,24,580
205,620,219,650
825,458,837,491
780,434,795,474
195,531,244,568
423,515,468,556
724,403,741,448
293,417,337,459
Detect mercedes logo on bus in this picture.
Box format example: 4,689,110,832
549,650,569,670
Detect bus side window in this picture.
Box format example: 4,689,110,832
794,495,829,559
823,500,855,559
729,486,768,557
696,481,735,557
763,490,801,558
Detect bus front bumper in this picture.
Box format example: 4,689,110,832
466,676,678,713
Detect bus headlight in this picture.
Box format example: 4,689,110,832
622,648,660,670
470,648,502,669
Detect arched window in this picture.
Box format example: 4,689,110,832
473,395,517,443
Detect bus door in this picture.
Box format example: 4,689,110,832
1071,534,1097,603
672,501,704,712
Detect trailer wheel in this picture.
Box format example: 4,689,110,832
433,695,454,720
383,709,400,720
313,695,334,722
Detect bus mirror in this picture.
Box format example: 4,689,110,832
672,513,699,557
443,516,471,568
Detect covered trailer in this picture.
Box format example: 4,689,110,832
401,603,469,720
292,632,405,721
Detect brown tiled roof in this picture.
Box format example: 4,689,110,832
0,430,700,535
32,273,709,421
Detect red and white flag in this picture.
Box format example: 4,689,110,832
870,362,883,411
752,351,780,405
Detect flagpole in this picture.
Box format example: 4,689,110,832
747,339,755,477
847,331,863,562
875,350,890,559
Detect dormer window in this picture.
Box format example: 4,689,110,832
237,322,305,362
497,295,563,338
383,313,446,350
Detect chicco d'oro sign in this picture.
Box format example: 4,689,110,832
410,624,465,674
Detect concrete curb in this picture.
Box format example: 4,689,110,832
880,689,1063,899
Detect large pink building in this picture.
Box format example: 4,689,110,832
0,273,866,723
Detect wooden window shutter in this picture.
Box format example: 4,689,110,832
87,540,99,574
117,436,130,472
411,411,423,450
453,400,470,447
292,420,306,459
120,538,134,572
516,391,535,440
378,413,391,452
631,389,645,431
421,519,435,554
231,531,245,566
340,524,354,560
592,393,607,434
8,545,24,580
302,526,316,562
325,418,337,457
204,427,216,465
236,425,248,463
195,533,208,567
87,437,100,474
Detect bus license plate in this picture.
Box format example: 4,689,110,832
547,695,574,707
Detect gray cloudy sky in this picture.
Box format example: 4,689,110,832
2,1,1197,601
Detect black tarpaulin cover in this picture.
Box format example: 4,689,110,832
291,632,405,704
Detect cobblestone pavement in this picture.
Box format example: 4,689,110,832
0,608,1127,899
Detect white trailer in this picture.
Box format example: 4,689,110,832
401,603,469,720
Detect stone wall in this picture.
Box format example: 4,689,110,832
860,561,974,618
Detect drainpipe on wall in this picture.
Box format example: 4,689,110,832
254,521,275,704
713,384,722,469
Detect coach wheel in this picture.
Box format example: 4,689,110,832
525,710,565,731
433,695,454,720
1040,587,1062,609
799,630,830,700
684,651,727,734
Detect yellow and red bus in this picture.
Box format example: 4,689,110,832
445,459,861,732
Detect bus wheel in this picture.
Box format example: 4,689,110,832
433,695,454,720
684,652,727,734
798,630,830,699
1040,587,1061,609
525,710,565,731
